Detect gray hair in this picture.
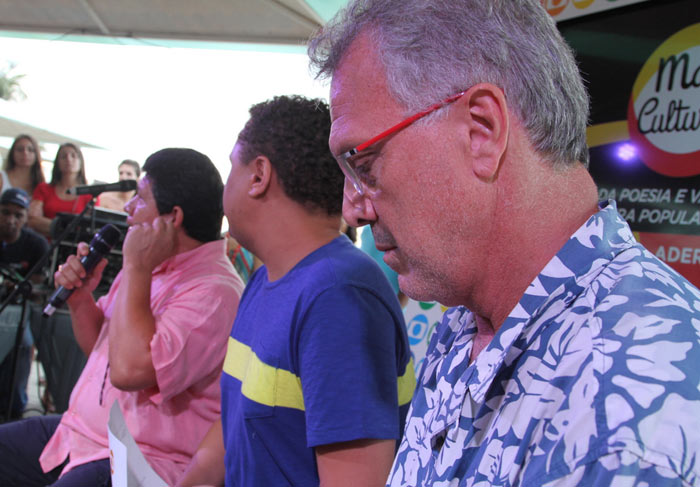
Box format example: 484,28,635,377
308,0,590,168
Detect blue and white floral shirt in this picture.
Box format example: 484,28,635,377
388,201,700,486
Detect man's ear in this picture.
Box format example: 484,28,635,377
461,83,509,181
248,155,273,198
170,205,185,228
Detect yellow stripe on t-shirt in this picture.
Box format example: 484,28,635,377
398,358,416,406
223,337,417,410
223,337,305,411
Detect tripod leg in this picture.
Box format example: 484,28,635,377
4,299,29,422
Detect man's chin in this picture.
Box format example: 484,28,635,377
382,247,402,271
400,283,437,304
398,271,458,306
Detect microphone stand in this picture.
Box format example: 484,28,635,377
1,197,97,422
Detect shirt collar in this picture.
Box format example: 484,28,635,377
154,239,226,274
467,200,637,402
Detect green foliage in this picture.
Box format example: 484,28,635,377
0,62,27,101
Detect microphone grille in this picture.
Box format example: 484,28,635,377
90,224,123,253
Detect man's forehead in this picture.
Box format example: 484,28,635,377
329,32,405,150
329,32,389,118
0,203,26,213
229,142,242,162
137,175,152,193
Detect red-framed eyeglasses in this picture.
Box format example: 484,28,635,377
336,90,466,196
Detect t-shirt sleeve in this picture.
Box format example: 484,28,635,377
32,183,49,203
148,277,241,404
298,283,404,447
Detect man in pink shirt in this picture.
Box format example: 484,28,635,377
0,148,245,486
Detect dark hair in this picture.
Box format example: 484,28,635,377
237,95,343,216
143,148,224,243
5,134,45,191
119,159,141,178
50,143,87,185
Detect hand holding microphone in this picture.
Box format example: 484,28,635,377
44,224,122,316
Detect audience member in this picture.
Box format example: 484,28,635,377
28,143,95,238
177,95,414,487
0,188,49,420
224,233,260,284
0,148,245,486
1,134,46,196
98,159,140,212
309,0,700,485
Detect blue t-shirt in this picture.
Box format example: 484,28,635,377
221,236,415,487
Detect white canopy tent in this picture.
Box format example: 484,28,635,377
0,0,349,181
0,98,104,173
0,0,346,47
0,0,650,46
0,105,103,149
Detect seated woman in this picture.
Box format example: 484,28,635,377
1,134,46,196
28,143,96,238
97,159,140,212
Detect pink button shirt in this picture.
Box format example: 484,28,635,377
40,239,244,485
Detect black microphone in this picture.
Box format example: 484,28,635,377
66,180,137,196
43,224,123,316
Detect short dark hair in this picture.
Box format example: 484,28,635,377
119,159,141,178
143,148,224,243
237,95,343,216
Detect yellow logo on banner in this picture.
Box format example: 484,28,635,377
627,23,700,177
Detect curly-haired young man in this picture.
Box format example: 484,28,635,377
177,95,415,487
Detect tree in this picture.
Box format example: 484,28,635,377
0,62,27,101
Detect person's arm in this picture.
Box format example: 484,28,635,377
299,283,407,486
108,215,178,391
52,241,108,355
176,419,226,487
27,199,52,237
316,439,396,487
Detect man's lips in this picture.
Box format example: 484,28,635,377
375,243,396,253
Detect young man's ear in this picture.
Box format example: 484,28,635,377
462,83,509,181
248,156,273,197
170,206,185,227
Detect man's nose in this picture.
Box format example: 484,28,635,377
342,179,377,228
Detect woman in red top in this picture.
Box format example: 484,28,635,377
28,143,95,238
